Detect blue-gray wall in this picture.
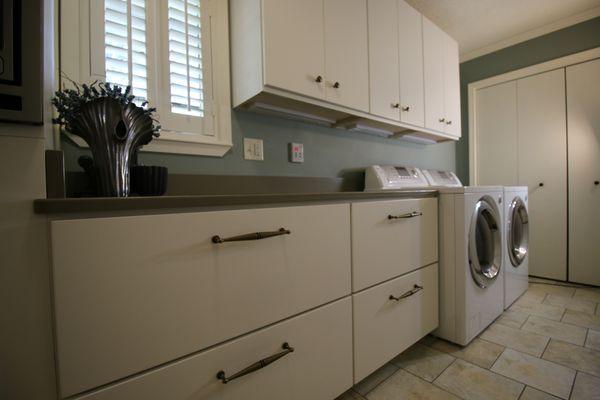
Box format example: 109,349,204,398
62,109,456,179
457,17,600,184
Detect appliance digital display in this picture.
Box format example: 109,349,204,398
395,167,411,177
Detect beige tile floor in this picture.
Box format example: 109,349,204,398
338,280,600,400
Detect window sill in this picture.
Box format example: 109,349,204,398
65,132,232,157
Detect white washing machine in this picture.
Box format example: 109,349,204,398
503,186,529,309
423,170,504,346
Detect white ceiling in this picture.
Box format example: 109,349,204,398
404,0,600,58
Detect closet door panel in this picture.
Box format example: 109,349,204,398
517,69,567,281
475,81,518,186
566,59,600,286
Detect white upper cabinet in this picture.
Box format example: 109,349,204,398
324,0,369,111
398,1,425,127
262,0,326,99
230,0,461,142
423,17,446,132
423,17,461,138
368,0,400,120
443,33,461,137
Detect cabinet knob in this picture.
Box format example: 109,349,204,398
538,182,544,187
402,106,410,112
594,180,599,186
315,75,323,83
392,102,400,108
333,81,340,89
439,117,446,123
446,120,452,125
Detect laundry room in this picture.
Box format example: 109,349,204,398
1,1,599,399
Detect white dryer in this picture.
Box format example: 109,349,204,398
503,187,529,309
424,170,504,345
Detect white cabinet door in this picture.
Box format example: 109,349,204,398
74,299,353,400
324,0,369,111
517,69,567,281
368,0,400,120
475,81,518,186
51,204,351,397
423,17,445,132
566,59,600,286
397,0,424,127
443,33,461,137
262,0,325,99
353,264,438,382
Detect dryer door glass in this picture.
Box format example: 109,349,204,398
469,198,502,288
509,197,529,267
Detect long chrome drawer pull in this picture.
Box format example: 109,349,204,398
388,211,423,220
389,284,423,301
216,342,294,384
212,228,291,244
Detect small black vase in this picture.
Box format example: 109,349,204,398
131,166,168,196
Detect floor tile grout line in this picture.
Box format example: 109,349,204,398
540,337,553,359
402,361,468,400
489,346,508,370
567,371,578,400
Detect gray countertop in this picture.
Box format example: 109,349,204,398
34,190,438,215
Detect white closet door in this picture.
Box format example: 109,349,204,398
368,0,400,120
475,81,518,186
566,59,600,286
262,0,325,99
517,69,567,281
324,0,369,111
397,0,424,127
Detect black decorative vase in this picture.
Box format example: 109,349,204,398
71,98,156,197
131,166,168,196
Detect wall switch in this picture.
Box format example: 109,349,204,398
289,142,304,163
244,138,264,161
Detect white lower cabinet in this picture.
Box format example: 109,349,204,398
353,263,438,382
51,204,350,397
74,298,353,400
352,198,438,291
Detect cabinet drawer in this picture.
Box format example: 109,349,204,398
51,204,351,397
74,298,353,400
351,198,437,291
353,264,438,382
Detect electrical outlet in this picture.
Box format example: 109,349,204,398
289,142,304,163
244,138,264,161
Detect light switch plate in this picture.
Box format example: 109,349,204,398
289,142,304,163
244,138,264,161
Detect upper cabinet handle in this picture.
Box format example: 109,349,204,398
402,106,410,112
538,182,544,187
594,180,599,186
392,102,401,108
389,284,423,301
388,211,423,220
216,342,294,384
439,117,446,123
315,75,323,83
212,228,291,244
446,120,452,125
333,81,340,89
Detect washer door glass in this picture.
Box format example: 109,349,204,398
508,197,529,267
469,198,502,288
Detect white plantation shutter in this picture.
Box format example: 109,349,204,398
167,0,205,117
104,0,148,104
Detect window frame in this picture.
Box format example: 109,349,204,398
59,0,232,157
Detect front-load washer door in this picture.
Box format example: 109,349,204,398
469,197,502,288
508,196,529,267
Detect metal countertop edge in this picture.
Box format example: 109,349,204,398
34,190,438,215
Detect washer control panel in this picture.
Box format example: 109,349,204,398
364,165,429,191
421,169,462,187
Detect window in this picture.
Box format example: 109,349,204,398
60,0,232,157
